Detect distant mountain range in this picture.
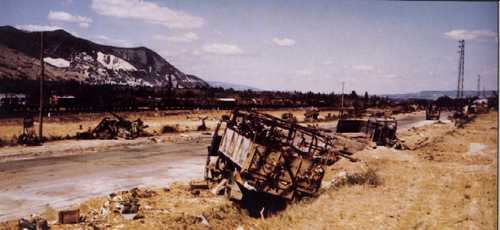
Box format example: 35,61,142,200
207,81,260,91
382,90,497,100
0,25,209,88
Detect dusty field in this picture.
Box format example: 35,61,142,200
0,109,342,145
1,112,495,229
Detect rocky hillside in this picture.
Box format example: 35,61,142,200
0,26,208,88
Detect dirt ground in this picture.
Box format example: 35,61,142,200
1,111,495,230
0,109,341,145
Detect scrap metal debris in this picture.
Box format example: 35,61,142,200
197,116,209,131
336,115,398,146
281,112,298,123
425,104,441,120
17,114,41,145
304,107,320,122
77,112,148,139
18,215,48,230
77,187,157,227
58,209,80,224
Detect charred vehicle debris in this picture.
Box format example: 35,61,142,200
336,112,398,147
425,104,441,120
201,110,357,216
196,103,491,215
77,112,148,140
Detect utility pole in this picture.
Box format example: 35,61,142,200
340,81,345,117
456,40,465,98
477,75,481,97
38,31,44,142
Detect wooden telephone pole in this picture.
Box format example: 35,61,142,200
38,32,44,141
477,74,480,97
340,82,345,117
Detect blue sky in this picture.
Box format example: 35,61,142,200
1,0,498,94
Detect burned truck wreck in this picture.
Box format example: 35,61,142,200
336,115,398,146
204,110,352,212
425,104,441,120
77,112,148,140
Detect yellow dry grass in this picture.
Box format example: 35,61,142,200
0,109,339,145
0,110,230,143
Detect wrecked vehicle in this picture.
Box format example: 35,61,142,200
17,114,41,145
451,105,474,128
304,107,320,122
280,112,298,123
204,110,353,210
77,112,148,139
336,115,398,146
425,104,441,120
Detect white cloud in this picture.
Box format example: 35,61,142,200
295,69,313,76
352,65,375,72
322,60,334,65
382,74,398,79
444,29,497,41
48,11,93,28
272,37,296,46
153,32,199,43
15,24,63,31
202,43,244,55
94,35,134,47
91,0,204,29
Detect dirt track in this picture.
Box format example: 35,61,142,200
0,137,210,221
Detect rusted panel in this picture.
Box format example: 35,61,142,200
219,128,253,166
58,209,80,224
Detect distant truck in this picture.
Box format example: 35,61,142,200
425,104,441,120
204,110,352,214
336,115,397,146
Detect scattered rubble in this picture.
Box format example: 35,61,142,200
18,215,49,230
57,209,80,224
336,115,398,146
197,116,209,131
425,104,441,120
77,112,148,140
281,112,298,123
303,107,320,122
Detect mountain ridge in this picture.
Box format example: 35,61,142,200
0,25,208,88
207,81,261,91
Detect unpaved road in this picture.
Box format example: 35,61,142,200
0,139,210,221
319,111,452,132
0,111,445,221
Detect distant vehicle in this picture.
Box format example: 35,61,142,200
77,112,148,139
336,115,398,146
425,104,441,120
